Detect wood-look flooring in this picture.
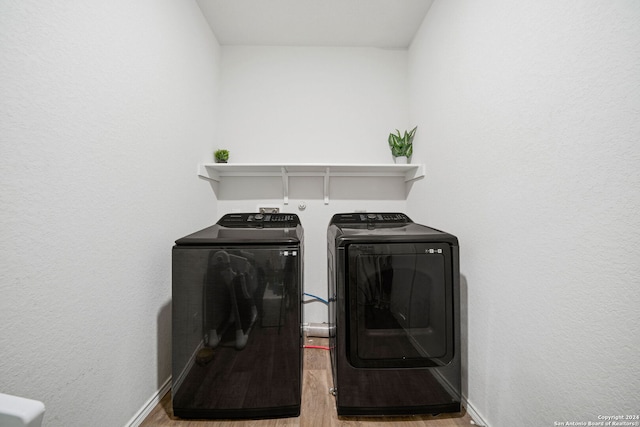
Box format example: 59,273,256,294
141,337,473,427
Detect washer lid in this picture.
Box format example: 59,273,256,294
175,213,302,245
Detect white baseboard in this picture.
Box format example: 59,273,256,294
463,396,490,427
125,377,171,427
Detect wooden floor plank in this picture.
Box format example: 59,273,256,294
140,337,472,427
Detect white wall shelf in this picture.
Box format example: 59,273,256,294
198,163,425,204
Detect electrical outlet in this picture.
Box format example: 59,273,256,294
259,207,280,214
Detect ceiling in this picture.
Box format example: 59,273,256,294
196,0,434,49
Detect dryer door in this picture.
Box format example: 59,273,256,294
346,242,454,368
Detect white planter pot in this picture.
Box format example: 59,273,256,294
394,156,408,164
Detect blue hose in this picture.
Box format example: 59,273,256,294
303,292,329,305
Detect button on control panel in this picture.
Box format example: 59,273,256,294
262,214,297,222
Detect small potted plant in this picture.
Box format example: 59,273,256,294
388,126,416,164
214,149,229,163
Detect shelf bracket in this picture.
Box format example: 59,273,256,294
324,167,330,205
281,167,289,205
404,164,426,182
198,164,220,182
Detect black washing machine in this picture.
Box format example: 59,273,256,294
172,213,303,419
327,212,461,416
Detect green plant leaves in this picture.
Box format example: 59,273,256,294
387,126,416,157
214,149,229,162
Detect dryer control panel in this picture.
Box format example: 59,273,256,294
218,213,300,228
330,212,412,225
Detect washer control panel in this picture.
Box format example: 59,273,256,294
218,213,300,227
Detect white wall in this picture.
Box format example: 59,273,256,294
408,1,640,426
215,46,411,323
0,1,221,426
217,46,409,163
